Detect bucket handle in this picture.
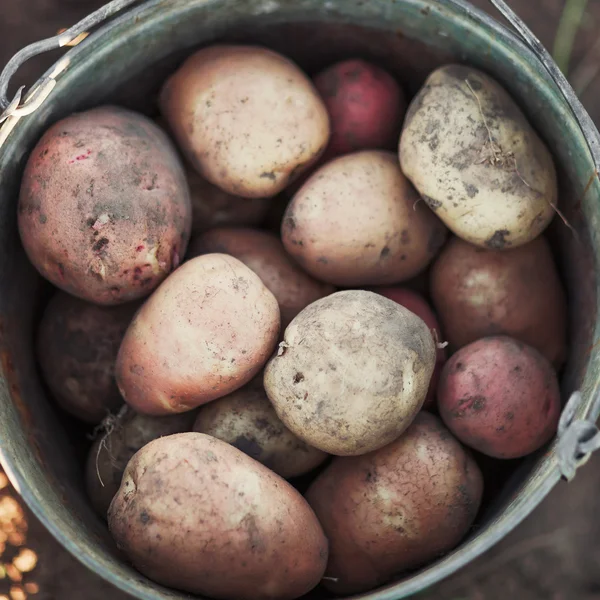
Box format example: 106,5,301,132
0,0,139,123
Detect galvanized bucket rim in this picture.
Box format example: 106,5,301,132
1,1,600,599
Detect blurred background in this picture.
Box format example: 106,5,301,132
2,0,600,599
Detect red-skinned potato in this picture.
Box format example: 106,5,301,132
116,254,280,415
85,406,196,518
192,377,328,478
305,412,483,595
108,433,328,600
18,106,191,305
264,290,436,455
438,336,561,459
430,235,567,367
314,58,406,159
282,151,447,286
36,292,138,423
373,287,446,408
187,167,271,234
188,227,334,328
160,45,330,198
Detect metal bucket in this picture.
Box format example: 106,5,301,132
1,0,600,598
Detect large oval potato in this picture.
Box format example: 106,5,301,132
438,336,561,459
281,151,447,286
188,227,334,328
193,377,328,478
108,433,328,599
160,45,330,198
116,254,280,415
430,235,567,367
305,412,483,595
400,65,556,249
37,292,138,423
187,167,271,234
18,106,191,305
86,407,195,517
264,290,436,455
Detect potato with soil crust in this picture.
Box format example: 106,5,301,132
282,151,447,286
373,287,446,409
193,378,327,478
314,58,406,159
18,106,191,305
36,292,138,423
108,433,328,599
264,290,436,456
430,235,567,367
116,254,280,415
188,227,334,328
305,412,483,595
400,65,556,250
187,167,271,234
160,45,330,199
86,406,196,518
438,336,561,459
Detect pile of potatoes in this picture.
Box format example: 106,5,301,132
20,43,568,599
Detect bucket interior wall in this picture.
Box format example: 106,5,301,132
0,1,599,599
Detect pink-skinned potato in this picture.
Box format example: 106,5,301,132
373,287,446,408
18,106,191,305
437,336,561,459
116,253,280,415
188,227,334,328
108,432,328,599
305,412,483,594
314,58,406,160
37,291,138,423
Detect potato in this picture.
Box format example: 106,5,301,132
188,227,334,328
438,336,561,458
108,432,328,599
36,292,137,423
399,65,556,249
305,412,483,595
116,254,280,415
281,151,447,286
193,376,327,478
18,106,191,305
160,45,330,198
264,290,436,455
314,59,406,159
373,287,446,408
187,167,271,234
85,406,195,517
430,235,567,367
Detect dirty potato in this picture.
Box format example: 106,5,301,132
400,65,556,249
437,336,561,459
160,45,330,198
18,106,191,305
108,433,328,599
264,290,436,455
116,254,280,415
36,291,137,423
188,227,334,328
281,151,447,286
306,412,483,594
85,406,195,517
430,235,567,367
193,377,328,478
